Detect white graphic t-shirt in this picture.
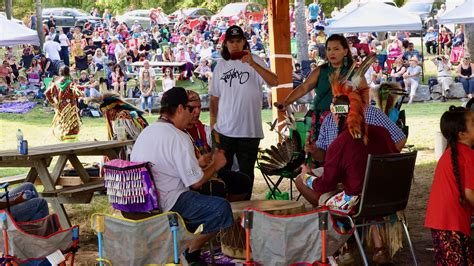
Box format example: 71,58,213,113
210,55,269,138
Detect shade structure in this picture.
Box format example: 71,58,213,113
326,2,423,34
0,16,40,46
438,0,474,24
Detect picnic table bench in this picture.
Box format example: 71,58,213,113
0,140,134,228
130,61,186,79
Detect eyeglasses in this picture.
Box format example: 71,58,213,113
185,105,200,113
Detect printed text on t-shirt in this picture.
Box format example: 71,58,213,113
220,68,250,87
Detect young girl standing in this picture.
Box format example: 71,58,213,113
425,106,474,265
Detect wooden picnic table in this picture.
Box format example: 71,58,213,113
0,140,134,228
131,61,185,68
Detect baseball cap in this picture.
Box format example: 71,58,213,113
160,87,189,109
225,25,245,41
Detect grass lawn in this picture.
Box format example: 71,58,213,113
0,100,456,177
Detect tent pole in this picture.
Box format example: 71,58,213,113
420,30,425,83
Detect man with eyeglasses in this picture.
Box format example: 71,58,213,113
185,90,252,201
131,87,232,266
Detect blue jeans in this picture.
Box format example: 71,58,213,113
141,95,153,111
60,46,69,66
0,183,49,222
170,191,233,234
459,77,474,95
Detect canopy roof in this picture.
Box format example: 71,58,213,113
438,0,474,24
326,2,423,34
0,16,39,46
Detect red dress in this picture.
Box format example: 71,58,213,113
45,77,83,141
425,143,474,236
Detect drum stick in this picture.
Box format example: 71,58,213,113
212,130,221,149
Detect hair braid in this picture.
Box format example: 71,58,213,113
337,115,347,136
449,139,464,205
441,105,469,207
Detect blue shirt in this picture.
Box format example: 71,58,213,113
316,105,406,151
402,50,421,61
308,3,320,20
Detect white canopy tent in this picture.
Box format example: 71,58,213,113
326,2,423,34
0,16,39,46
438,0,474,24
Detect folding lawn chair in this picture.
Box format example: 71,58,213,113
352,151,418,266
0,211,79,265
241,207,354,266
91,212,199,265
0,183,79,266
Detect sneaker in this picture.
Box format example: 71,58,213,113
184,248,206,265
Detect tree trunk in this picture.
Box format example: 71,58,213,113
35,0,45,52
294,0,309,63
465,24,474,60
5,0,12,19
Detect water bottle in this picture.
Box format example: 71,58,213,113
16,129,23,151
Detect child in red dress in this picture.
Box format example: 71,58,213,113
425,106,474,265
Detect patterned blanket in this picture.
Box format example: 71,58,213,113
0,101,37,114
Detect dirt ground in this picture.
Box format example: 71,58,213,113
70,149,441,265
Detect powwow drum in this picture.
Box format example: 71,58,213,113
220,200,305,259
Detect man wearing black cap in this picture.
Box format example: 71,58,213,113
210,25,278,199
131,87,233,265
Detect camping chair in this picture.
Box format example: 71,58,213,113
0,183,79,265
91,212,199,265
241,207,354,265
352,151,418,266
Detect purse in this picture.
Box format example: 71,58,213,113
103,159,159,213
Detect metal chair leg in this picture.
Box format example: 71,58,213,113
401,220,418,266
354,228,369,266
208,240,216,265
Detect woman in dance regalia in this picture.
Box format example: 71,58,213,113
45,66,83,141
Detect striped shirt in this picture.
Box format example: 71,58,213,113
316,106,406,151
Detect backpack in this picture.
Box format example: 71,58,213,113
428,76,438,92
103,159,159,212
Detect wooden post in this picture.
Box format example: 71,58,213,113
5,0,12,20
35,0,45,52
267,0,293,124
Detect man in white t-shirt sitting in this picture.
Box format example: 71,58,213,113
131,87,232,266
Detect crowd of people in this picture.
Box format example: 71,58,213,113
1,1,471,108
1,2,473,265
